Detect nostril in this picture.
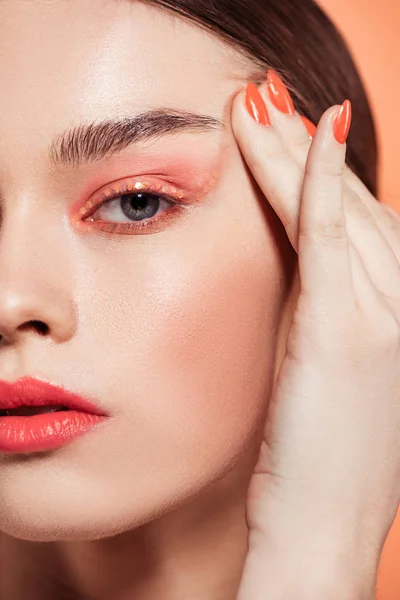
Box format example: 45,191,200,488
19,320,50,336
31,321,50,336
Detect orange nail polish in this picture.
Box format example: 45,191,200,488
245,83,271,126
267,69,296,115
301,116,317,138
333,100,352,144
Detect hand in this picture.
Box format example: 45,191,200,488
231,72,400,600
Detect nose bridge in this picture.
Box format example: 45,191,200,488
0,199,58,274
0,202,77,344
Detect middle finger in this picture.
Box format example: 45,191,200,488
261,70,400,263
259,72,400,311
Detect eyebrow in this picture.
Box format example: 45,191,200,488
49,109,223,167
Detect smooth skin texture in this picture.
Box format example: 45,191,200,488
0,1,399,599
232,83,400,599
0,2,291,599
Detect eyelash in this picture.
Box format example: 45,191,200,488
77,178,190,235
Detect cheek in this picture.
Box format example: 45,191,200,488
71,169,288,491
95,214,283,455
152,226,285,444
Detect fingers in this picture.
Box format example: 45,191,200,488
298,122,400,266
269,88,400,268
233,74,400,322
257,75,400,313
232,85,304,252
232,84,356,315
342,191,400,312
297,104,355,308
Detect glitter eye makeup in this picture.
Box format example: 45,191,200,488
74,176,199,236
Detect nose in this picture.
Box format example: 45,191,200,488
0,212,77,346
0,289,76,346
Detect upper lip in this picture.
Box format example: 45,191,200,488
0,376,106,415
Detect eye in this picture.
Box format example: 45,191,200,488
88,191,172,223
78,179,189,235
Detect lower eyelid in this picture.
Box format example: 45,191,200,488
84,203,188,235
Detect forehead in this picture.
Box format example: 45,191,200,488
0,0,248,165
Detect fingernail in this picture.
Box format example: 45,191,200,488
333,100,352,144
245,83,271,126
301,116,317,138
267,69,296,115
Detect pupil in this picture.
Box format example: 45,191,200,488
121,193,160,221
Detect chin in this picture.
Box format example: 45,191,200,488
0,420,258,543
0,472,218,543
0,493,176,543
0,506,161,543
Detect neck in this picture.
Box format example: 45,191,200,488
1,448,258,600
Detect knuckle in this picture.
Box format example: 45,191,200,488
306,160,344,181
300,219,347,243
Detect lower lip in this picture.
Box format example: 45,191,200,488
0,411,107,454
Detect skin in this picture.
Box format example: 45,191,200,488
2,2,397,599
231,85,400,597
0,1,295,598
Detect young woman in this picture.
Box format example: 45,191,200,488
0,1,398,598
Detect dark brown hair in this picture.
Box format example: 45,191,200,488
146,0,378,197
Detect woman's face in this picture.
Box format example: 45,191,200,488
0,0,290,541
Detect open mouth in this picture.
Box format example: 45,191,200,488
0,405,71,417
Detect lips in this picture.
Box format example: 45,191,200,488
0,376,108,454
0,376,105,413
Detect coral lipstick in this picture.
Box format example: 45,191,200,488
0,377,108,454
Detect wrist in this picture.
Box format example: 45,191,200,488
237,531,378,600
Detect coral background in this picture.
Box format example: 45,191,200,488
319,1,400,596
320,0,399,207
